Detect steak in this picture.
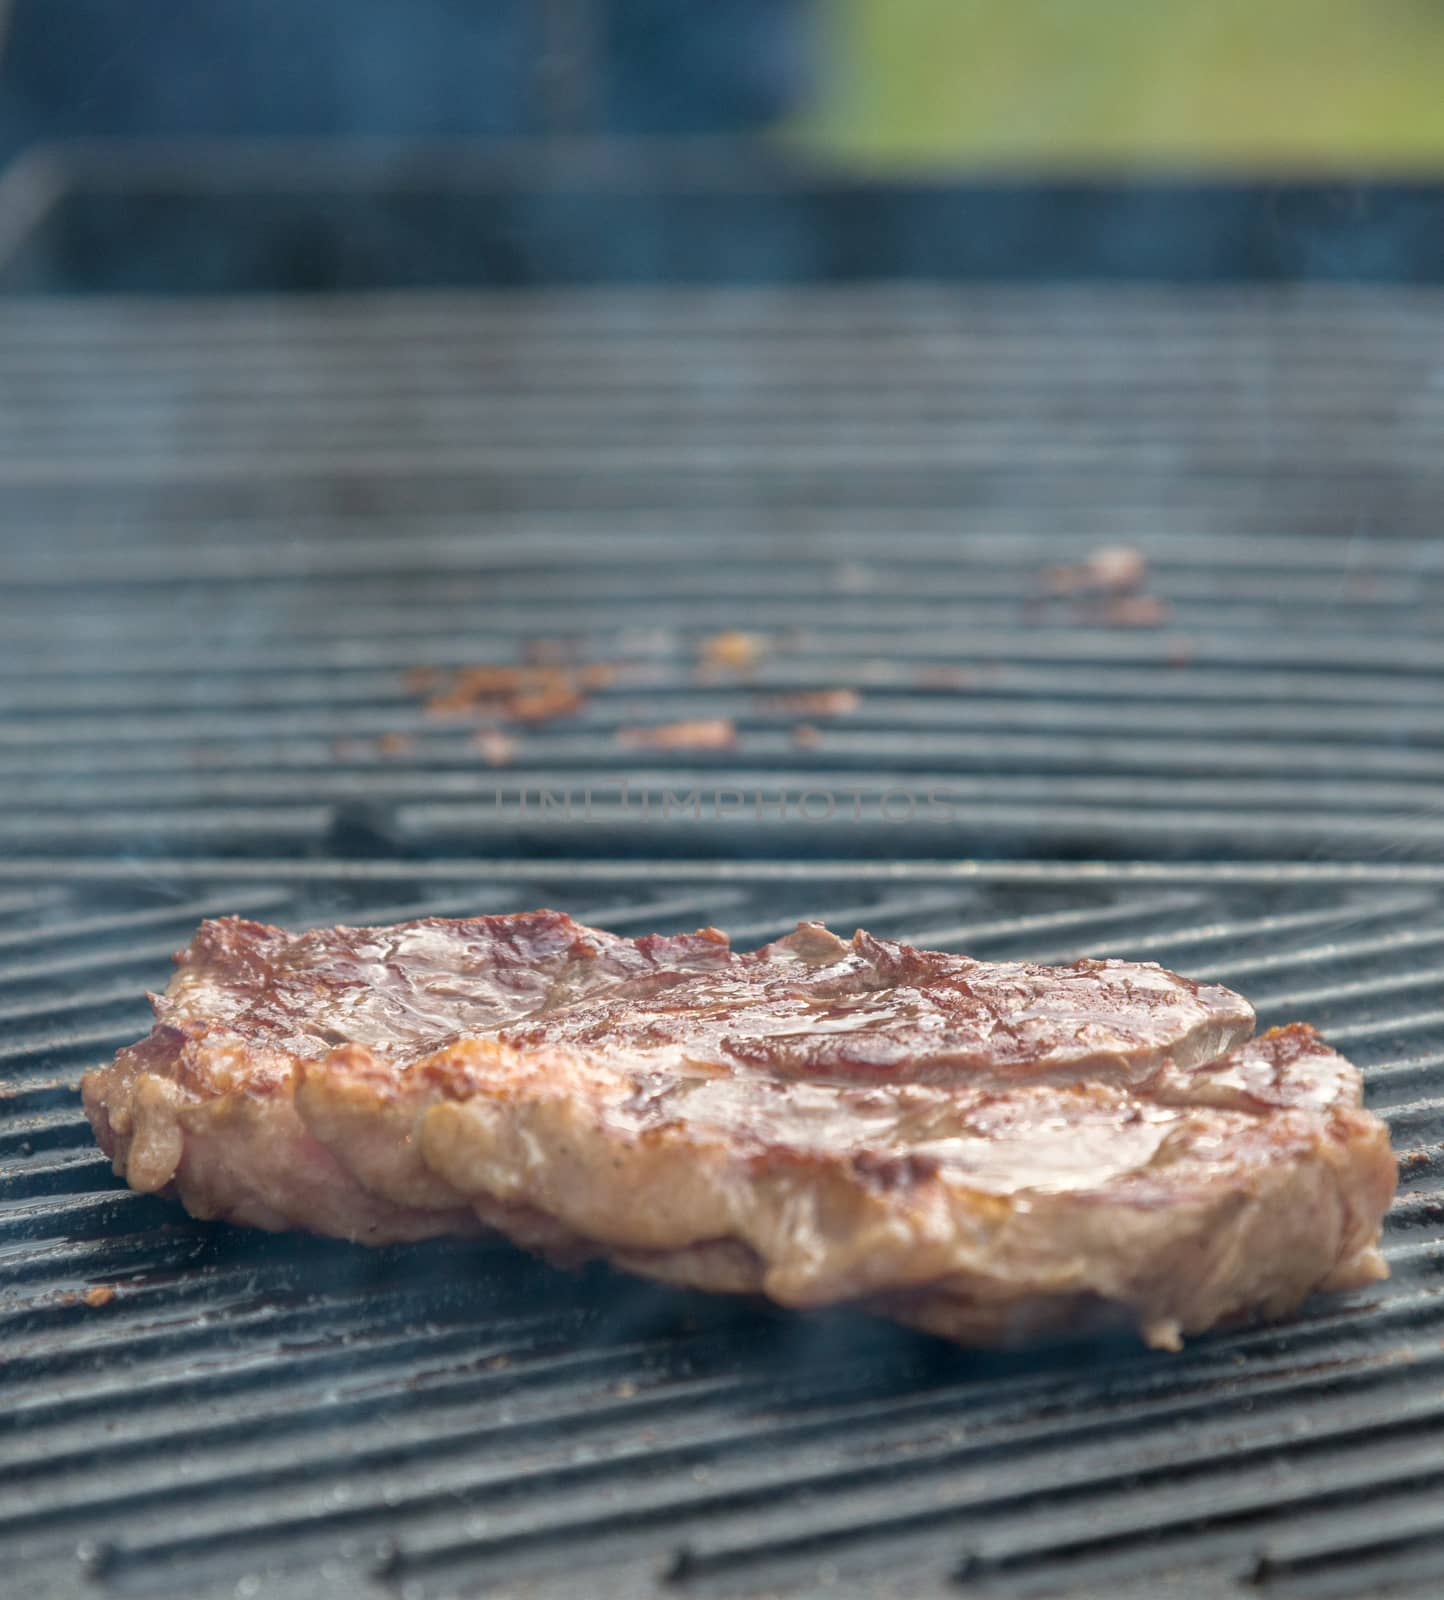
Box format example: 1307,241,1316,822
82,911,1395,1349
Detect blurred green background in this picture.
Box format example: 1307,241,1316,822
802,0,1444,172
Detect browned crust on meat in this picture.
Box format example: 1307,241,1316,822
84,910,732,1244
81,914,1395,1349
409,1026,1393,1348
82,1027,481,1242
292,1045,466,1213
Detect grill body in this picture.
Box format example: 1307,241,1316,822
2,281,1444,1598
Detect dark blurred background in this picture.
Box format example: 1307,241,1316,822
3,0,1444,290
8,0,1444,163
0,0,810,148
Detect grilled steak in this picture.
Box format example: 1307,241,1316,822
83,911,1395,1349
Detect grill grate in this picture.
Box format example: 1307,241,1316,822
2,285,1444,864
1,864,1442,1599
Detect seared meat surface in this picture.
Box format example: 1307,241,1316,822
83,911,1394,1349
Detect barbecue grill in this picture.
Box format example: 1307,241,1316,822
4,168,1444,1599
